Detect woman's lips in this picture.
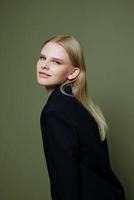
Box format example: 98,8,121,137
39,72,51,78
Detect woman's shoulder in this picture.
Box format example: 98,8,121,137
40,85,102,141
41,85,95,125
43,85,78,113
40,85,79,125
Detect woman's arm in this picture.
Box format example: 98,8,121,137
41,111,81,200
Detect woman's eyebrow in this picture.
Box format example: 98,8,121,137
40,53,64,62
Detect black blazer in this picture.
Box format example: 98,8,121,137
40,84,125,200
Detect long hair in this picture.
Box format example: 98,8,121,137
40,35,109,141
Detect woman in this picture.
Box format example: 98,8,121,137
36,35,126,200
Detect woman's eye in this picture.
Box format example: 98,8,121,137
53,60,61,64
39,56,46,60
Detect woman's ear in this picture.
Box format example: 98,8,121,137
67,67,80,80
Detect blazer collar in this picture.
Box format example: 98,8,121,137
45,84,73,106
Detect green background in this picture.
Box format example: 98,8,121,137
0,0,133,199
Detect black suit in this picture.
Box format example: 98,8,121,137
40,84,126,200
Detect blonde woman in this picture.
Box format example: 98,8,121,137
36,35,125,200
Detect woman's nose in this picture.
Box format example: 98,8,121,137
41,65,48,69
41,61,49,69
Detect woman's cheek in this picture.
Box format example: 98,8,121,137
50,65,60,72
51,65,66,74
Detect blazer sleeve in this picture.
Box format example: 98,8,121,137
41,111,81,200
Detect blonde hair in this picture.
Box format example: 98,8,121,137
41,35,109,141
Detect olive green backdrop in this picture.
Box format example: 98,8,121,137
0,0,133,200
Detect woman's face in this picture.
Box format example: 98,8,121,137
36,42,79,93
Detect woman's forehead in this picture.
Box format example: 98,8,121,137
41,42,70,61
